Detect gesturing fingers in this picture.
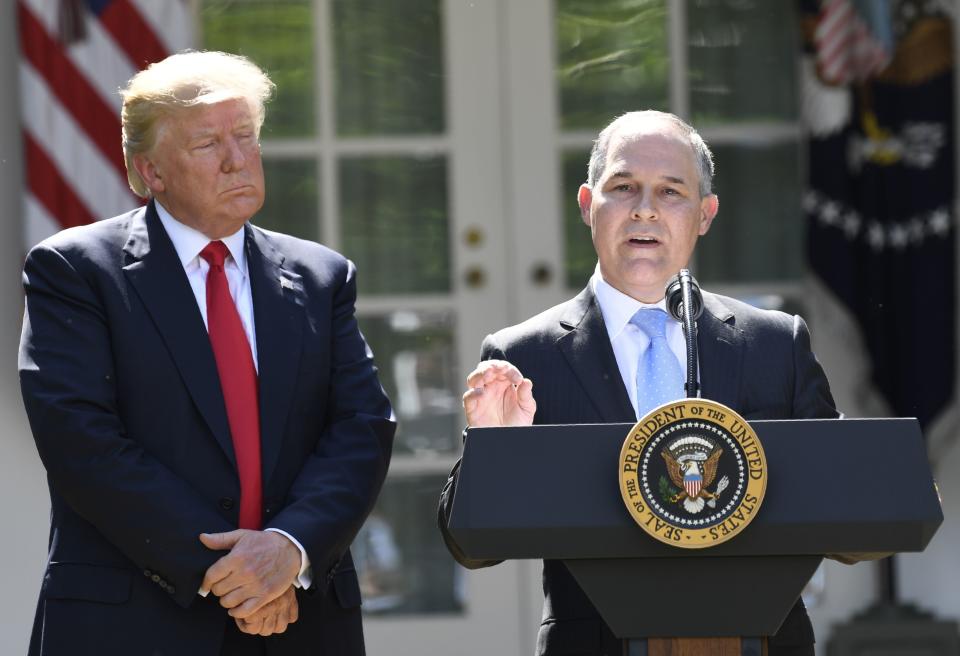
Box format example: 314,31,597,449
465,360,524,390
463,360,536,427
515,377,536,416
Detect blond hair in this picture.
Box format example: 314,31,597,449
120,50,275,198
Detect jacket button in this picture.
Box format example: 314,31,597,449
143,569,152,578
167,586,176,595
151,574,161,583
219,497,235,510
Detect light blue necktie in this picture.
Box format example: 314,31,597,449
631,308,684,417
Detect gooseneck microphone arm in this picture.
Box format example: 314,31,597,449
665,269,703,398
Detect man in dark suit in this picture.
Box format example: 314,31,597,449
439,110,838,656
19,51,395,655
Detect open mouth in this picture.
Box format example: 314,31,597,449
628,236,660,245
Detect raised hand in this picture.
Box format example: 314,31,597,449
462,360,536,427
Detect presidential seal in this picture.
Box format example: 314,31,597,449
618,399,767,549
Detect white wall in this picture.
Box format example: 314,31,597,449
900,436,960,620
903,0,960,628
807,277,960,652
0,1,54,653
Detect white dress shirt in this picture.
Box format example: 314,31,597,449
590,266,691,419
155,202,313,591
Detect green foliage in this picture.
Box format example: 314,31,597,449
659,475,679,503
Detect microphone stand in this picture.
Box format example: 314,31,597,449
633,271,765,656
678,274,699,399
666,269,702,399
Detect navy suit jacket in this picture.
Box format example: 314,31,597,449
19,201,395,655
440,285,838,656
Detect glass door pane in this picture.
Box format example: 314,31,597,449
338,156,451,295
257,159,320,240
331,0,446,135
696,142,804,281
561,148,595,289
202,0,317,137
358,311,461,456
687,0,799,125
556,0,670,130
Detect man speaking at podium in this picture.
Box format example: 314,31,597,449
439,111,838,656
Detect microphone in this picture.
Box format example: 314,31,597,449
665,270,703,323
664,270,702,398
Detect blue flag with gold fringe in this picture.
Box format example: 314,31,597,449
800,0,955,428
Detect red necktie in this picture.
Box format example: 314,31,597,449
200,241,262,530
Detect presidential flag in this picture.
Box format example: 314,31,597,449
18,0,193,248
800,0,955,430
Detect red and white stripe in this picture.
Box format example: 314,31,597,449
18,0,193,248
814,0,890,86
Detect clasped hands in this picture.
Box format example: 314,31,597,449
199,529,302,637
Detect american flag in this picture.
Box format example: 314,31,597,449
18,0,193,249
814,0,891,85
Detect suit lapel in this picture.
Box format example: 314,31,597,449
122,202,236,466
245,226,304,486
697,292,744,409
556,286,637,423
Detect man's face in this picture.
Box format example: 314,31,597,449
135,98,265,239
578,123,718,303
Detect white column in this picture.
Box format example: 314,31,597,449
897,0,960,627
0,2,53,653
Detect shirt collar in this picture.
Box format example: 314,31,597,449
590,264,669,342
154,201,248,274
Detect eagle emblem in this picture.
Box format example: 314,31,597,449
619,400,767,548
661,435,730,514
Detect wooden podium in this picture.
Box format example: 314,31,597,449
445,418,943,655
